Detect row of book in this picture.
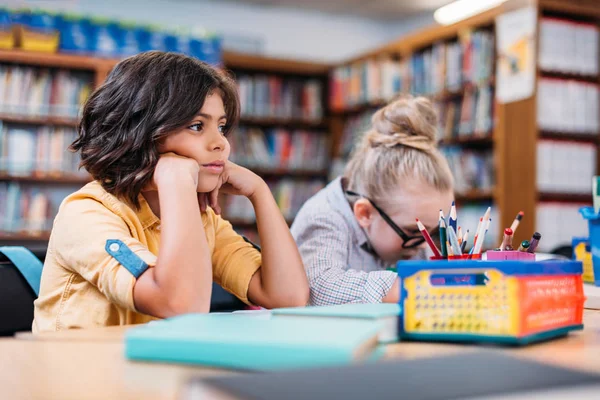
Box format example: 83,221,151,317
537,79,599,134
0,124,86,177
0,183,77,234
539,18,599,76
236,75,324,121
441,148,494,195
329,28,494,110
410,29,494,96
0,65,92,119
223,180,324,223
229,127,329,172
536,202,589,253
435,84,494,141
537,140,596,194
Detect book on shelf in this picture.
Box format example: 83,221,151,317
0,64,92,119
537,79,599,134
434,84,494,142
410,28,494,96
223,179,324,225
236,74,323,121
539,17,599,76
0,182,80,235
441,147,494,196
536,202,590,252
329,57,407,110
537,140,596,194
0,122,86,178
229,127,329,172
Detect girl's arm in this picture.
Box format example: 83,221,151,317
133,154,213,317
247,181,309,308
217,162,309,308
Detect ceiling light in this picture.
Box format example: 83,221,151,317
434,0,509,26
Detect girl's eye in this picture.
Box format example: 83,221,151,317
219,124,230,136
188,122,203,132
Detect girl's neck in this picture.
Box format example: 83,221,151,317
141,191,161,219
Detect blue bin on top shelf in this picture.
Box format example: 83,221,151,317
579,207,600,286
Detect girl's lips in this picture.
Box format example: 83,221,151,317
202,161,224,174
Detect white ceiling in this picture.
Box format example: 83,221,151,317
216,0,454,21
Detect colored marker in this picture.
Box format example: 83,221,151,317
439,217,448,257
500,228,514,250
447,225,463,256
449,201,457,231
518,240,530,252
509,211,524,234
416,218,441,258
527,232,542,253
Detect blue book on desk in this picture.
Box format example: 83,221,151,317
125,313,380,371
272,303,401,343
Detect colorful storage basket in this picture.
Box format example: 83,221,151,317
396,259,584,345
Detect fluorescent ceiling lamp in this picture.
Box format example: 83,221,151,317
434,0,508,25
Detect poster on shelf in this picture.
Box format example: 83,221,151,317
495,6,537,104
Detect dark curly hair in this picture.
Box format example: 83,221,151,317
71,51,239,208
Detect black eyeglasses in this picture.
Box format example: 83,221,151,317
345,190,428,249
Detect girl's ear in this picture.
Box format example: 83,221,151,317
353,198,375,229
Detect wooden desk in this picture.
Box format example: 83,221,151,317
2,310,600,400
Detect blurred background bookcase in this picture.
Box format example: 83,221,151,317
0,49,332,249
327,0,600,252
0,0,598,254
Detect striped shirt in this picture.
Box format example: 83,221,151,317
290,177,397,306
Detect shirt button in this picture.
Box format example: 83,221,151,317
109,243,120,252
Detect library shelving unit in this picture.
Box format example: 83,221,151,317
0,49,332,248
327,0,600,250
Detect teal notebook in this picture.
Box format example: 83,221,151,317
125,313,380,371
272,303,401,343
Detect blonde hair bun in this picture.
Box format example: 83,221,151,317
367,95,437,153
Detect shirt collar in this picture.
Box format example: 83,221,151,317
326,176,372,252
136,193,161,230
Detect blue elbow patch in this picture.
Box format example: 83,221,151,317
105,239,148,278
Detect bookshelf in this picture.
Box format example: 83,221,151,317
326,0,600,251
0,48,332,244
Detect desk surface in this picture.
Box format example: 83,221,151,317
2,309,600,400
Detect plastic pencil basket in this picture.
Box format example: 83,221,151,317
396,258,585,345
579,207,600,286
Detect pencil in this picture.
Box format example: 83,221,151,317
449,201,457,231
500,228,514,250
473,217,492,255
461,229,469,253
439,217,448,257
509,211,524,234
447,225,462,256
416,218,442,258
457,226,463,245
471,217,483,251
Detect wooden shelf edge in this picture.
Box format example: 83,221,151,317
0,113,79,127
455,190,495,202
0,49,118,71
539,131,599,144
538,192,593,203
223,51,330,75
238,117,328,129
0,174,91,184
0,232,51,241
539,70,599,83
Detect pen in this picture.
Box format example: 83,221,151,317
518,240,530,252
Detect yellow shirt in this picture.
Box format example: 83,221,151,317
33,181,262,333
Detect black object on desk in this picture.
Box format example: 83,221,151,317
186,351,600,400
